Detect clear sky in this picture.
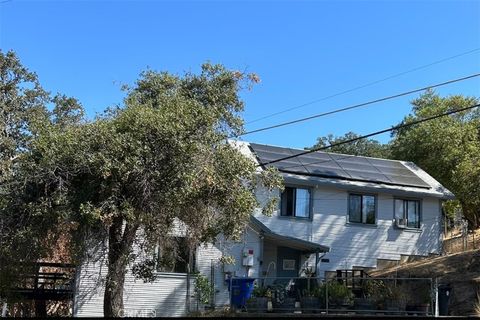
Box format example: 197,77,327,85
1,0,479,149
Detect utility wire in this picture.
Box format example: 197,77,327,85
257,102,480,167
239,73,480,137
246,48,480,125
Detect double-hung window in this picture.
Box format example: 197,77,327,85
280,186,311,218
348,194,376,225
395,199,421,229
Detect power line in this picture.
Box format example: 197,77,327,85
256,102,480,167
239,72,480,137
246,48,480,125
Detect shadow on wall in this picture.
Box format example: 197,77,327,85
74,233,109,316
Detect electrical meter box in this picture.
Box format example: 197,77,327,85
242,248,254,267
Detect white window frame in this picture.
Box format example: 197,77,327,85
280,186,312,219
394,198,422,229
347,193,377,225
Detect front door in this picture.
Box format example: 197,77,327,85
276,246,300,278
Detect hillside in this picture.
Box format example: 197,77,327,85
371,249,480,316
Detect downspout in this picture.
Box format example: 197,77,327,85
259,232,264,277
186,247,192,314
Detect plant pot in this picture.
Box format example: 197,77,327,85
273,297,296,313
353,298,375,314
383,299,405,315
246,297,269,313
300,296,320,314
330,298,351,309
415,303,430,315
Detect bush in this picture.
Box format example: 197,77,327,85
326,281,354,305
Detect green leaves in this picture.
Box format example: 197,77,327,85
391,90,480,227
309,131,391,158
1,56,284,306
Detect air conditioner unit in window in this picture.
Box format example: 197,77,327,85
395,218,407,228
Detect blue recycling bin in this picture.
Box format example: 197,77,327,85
226,277,255,308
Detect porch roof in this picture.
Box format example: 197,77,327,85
250,216,329,253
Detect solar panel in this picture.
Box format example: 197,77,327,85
249,143,431,189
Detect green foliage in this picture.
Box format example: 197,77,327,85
195,274,213,304
364,280,407,306
219,255,236,265
326,281,354,305
302,284,324,298
252,284,272,298
0,54,283,315
390,90,480,227
308,131,391,158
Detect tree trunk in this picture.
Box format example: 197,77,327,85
103,217,138,317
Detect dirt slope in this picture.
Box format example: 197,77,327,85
371,249,480,316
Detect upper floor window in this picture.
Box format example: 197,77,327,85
281,186,311,218
395,199,421,229
348,194,376,224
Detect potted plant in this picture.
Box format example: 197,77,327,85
327,281,354,309
367,280,406,315
271,283,296,313
405,282,431,315
246,284,271,313
300,286,324,314
360,279,383,314
384,283,408,315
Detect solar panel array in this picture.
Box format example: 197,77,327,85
249,143,431,189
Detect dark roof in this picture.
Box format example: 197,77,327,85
249,142,431,189
250,216,329,253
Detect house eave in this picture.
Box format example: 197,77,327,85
249,216,329,253
280,172,454,200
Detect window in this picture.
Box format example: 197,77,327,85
280,186,311,218
395,199,421,229
156,237,195,273
348,194,376,224
282,259,296,270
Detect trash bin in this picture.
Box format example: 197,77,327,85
438,284,452,316
227,277,255,308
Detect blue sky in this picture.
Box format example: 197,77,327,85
1,0,479,149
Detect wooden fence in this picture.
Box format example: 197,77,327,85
443,233,479,254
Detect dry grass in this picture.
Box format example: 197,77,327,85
373,249,480,316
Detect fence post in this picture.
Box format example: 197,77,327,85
434,277,439,317
325,279,329,315
229,276,232,312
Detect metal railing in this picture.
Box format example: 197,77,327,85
228,276,435,316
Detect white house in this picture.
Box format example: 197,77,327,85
73,141,453,317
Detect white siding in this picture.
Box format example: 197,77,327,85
74,226,261,316
195,228,261,307
73,248,195,317
254,184,443,275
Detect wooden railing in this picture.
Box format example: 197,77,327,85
10,262,76,301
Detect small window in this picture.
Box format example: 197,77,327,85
156,237,195,273
282,259,296,270
395,199,421,229
280,187,311,218
348,194,376,224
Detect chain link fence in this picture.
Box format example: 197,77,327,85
229,276,435,316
